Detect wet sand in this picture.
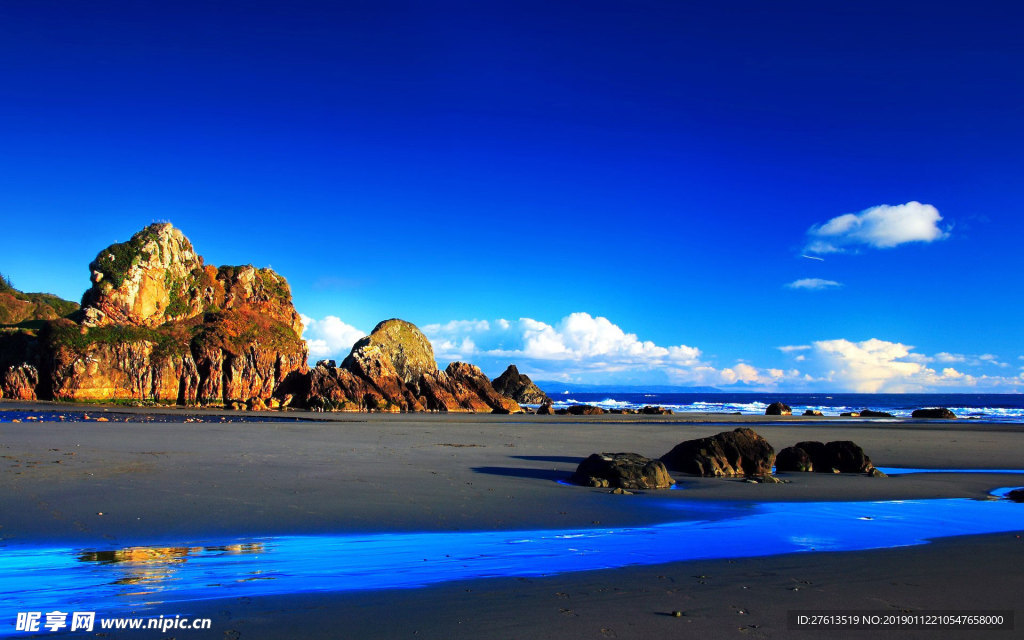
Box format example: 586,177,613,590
1,401,1022,638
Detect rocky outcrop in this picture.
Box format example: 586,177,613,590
1007,489,1024,503
1,362,39,400
640,405,673,415
571,453,674,489
0,328,43,399
782,440,876,474
858,409,893,418
661,428,775,477
305,321,522,413
912,408,957,419
566,404,605,415
803,410,824,416
536,401,555,415
80,223,207,328
443,362,522,413
0,223,308,406
765,401,792,416
343,319,436,385
491,364,550,404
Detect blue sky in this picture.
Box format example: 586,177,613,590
2,1,1022,392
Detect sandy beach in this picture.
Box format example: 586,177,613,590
1,402,1022,638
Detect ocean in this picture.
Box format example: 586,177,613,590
547,392,1024,423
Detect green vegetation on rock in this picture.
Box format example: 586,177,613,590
90,225,163,290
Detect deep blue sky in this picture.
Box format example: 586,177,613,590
2,1,1022,391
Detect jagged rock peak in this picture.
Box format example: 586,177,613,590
491,364,551,404
78,223,303,336
80,223,207,327
343,318,437,384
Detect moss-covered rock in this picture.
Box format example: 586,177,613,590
80,223,207,327
343,319,437,385
1,223,309,406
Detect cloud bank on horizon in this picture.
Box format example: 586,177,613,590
300,311,1022,393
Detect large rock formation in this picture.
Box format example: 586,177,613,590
305,320,522,413
343,319,437,385
491,365,551,404
661,428,776,477
0,223,307,405
571,453,674,489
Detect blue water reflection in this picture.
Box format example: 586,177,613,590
2,488,1024,627
876,467,1024,475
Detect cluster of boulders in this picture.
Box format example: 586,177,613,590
765,401,957,419
571,427,887,490
532,402,672,416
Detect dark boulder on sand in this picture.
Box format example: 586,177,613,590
661,428,775,477
775,446,814,472
1006,489,1024,503
571,453,674,489
640,405,673,415
912,408,957,419
765,402,792,416
536,401,555,415
788,440,875,474
566,404,605,415
858,409,894,418
803,410,824,417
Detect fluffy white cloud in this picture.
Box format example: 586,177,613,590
812,338,928,392
805,201,949,253
786,278,842,290
300,314,365,362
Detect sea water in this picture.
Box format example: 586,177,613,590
549,392,1024,422
1,483,1023,629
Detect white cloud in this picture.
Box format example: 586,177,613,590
422,312,794,388
805,201,949,253
785,278,842,290
812,338,929,392
934,351,1010,368
979,354,1009,368
300,314,366,362
777,345,811,353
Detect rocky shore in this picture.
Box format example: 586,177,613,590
0,224,538,413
